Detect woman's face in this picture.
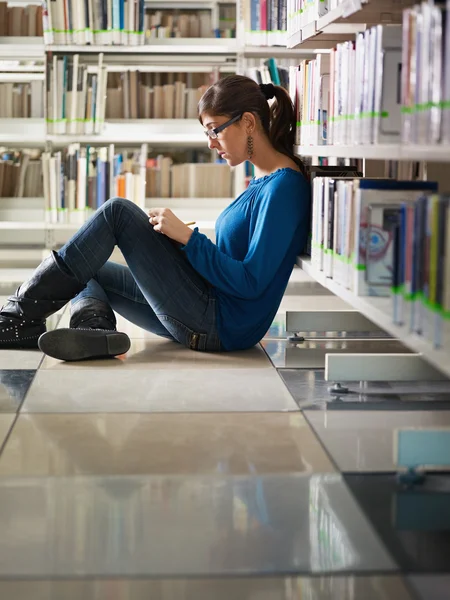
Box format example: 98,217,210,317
201,112,249,167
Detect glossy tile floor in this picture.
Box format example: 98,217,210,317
0,269,449,599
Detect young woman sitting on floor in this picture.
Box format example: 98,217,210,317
0,75,310,361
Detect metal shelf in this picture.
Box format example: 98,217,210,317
298,258,450,379
0,118,45,146
0,37,44,60
47,119,207,147
294,143,450,162
47,38,236,55
241,45,318,58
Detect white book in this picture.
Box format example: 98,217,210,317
353,32,365,145
43,0,54,45
311,177,323,271
125,171,134,202
323,180,333,278
54,0,66,45
67,145,77,215
69,55,79,134
49,156,58,224
51,55,58,135
108,144,115,200
443,0,450,142
94,54,105,134
138,143,147,208
42,152,51,220
128,0,136,45
71,0,79,44
112,0,121,44
106,0,113,44
3,83,13,118
56,58,65,134
361,29,373,145
430,5,444,145
87,0,95,44
373,25,403,145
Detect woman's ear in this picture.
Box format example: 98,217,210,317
242,112,256,135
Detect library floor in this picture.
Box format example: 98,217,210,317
0,270,449,600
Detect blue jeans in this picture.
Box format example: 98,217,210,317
58,197,223,352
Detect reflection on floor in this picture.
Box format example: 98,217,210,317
0,269,449,599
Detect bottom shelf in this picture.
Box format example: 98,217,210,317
297,257,450,380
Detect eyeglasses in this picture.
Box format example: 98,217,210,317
204,114,242,140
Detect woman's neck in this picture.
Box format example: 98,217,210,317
250,136,299,178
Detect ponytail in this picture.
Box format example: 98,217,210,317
198,74,306,177
269,85,306,176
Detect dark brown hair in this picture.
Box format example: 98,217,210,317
198,74,306,176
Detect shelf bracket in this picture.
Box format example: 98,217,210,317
325,353,448,382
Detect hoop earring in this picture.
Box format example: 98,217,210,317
247,135,254,160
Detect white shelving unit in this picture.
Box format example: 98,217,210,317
0,37,44,60
0,118,45,146
48,38,236,55
47,120,207,147
298,258,450,380
294,144,450,162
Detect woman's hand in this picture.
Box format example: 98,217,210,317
148,208,194,246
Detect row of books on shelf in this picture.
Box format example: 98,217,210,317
42,0,235,45
8,54,293,125
147,157,231,199
246,57,290,90
0,145,231,216
46,53,106,135
106,72,210,120
46,55,218,133
310,174,450,350
287,0,327,37
290,4,450,147
242,0,288,46
0,82,44,119
0,2,44,37
42,143,147,223
0,149,43,198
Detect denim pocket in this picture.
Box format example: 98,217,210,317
158,315,208,351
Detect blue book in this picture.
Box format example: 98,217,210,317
113,0,120,34
250,0,259,33
138,0,144,33
96,152,106,209
265,58,281,85
119,0,124,30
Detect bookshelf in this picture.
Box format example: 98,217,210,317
0,0,240,263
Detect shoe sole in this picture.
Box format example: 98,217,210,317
38,329,131,362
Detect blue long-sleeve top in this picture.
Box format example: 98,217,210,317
181,167,310,351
